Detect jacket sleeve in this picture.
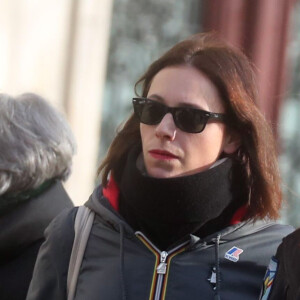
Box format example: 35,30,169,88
26,208,77,300
263,242,288,300
266,229,300,299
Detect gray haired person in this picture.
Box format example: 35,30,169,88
0,93,75,300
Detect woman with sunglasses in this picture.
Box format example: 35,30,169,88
27,33,293,300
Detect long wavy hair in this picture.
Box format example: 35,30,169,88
0,93,76,196
98,33,282,220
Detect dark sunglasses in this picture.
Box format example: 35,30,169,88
132,97,227,133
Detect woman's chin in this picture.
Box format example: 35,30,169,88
146,167,177,179
146,165,186,179
146,165,212,179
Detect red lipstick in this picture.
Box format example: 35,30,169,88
149,149,178,160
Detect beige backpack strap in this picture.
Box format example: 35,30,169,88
67,206,95,300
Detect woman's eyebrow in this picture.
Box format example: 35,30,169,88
175,101,207,110
148,94,205,110
147,94,165,102
177,102,202,109
147,94,202,109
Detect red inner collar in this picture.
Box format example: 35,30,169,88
102,176,120,211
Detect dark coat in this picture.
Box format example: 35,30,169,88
0,181,73,300
261,228,300,300
27,186,293,300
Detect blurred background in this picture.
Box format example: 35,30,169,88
0,0,299,226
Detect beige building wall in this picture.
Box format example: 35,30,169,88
0,0,113,205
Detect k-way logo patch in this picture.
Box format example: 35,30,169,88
225,246,243,262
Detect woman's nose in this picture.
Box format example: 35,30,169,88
155,113,177,141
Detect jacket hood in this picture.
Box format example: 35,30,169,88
85,186,136,236
0,180,73,261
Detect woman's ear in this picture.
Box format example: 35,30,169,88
223,129,241,154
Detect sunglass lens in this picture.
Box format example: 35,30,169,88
139,101,165,125
175,109,206,133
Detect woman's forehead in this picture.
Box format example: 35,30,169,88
147,65,225,113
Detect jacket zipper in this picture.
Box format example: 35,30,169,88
154,251,168,300
136,231,188,300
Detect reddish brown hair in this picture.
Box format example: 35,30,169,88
98,33,282,220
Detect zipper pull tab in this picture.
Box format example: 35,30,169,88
157,251,168,274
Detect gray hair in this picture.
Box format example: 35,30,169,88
0,93,76,196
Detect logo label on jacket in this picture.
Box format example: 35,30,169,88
224,246,243,262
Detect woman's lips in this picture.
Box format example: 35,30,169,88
149,149,179,160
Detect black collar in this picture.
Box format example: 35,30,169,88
119,146,246,250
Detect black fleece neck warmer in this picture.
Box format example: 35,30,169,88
119,146,245,250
